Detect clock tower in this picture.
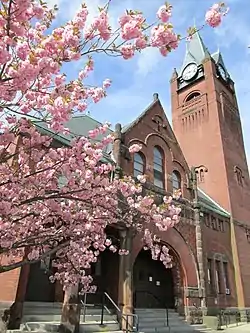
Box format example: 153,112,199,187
171,31,250,307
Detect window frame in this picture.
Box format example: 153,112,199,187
153,146,164,189
172,170,181,191
207,258,214,294
133,152,145,178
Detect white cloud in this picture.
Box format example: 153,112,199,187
214,11,250,49
135,47,162,77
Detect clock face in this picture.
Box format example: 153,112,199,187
182,63,198,81
218,64,227,81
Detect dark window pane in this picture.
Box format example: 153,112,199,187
134,153,145,177
172,171,181,190
153,147,164,188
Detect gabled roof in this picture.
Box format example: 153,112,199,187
181,30,210,73
122,94,178,145
34,115,114,162
198,188,230,218
122,95,159,134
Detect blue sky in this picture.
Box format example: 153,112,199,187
48,0,250,165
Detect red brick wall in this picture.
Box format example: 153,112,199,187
171,57,250,308
201,215,237,308
0,256,21,302
121,99,198,290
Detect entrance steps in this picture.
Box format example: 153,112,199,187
135,308,215,333
7,302,122,333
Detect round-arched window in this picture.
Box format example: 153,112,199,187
172,170,181,191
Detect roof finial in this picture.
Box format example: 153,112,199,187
153,93,159,101
171,68,178,80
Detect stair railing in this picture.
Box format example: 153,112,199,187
134,290,170,327
80,291,139,333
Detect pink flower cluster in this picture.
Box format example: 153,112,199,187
118,4,179,58
157,3,172,23
205,3,229,28
0,119,181,289
129,143,142,153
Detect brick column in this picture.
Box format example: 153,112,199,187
192,167,207,314
195,217,206,311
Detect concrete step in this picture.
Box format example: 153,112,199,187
135,309,176,313
22,314,116,323
138,316,188,324
23,305,108,316
20,321,120,332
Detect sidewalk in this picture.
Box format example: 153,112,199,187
222,323,250,332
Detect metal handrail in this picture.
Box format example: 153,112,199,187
134,290,169,327
217,309,243,330
80,291,139,333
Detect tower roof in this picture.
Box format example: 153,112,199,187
181,30,210,72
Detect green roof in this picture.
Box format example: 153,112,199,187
180,30,210,74
34,115,114,163
198,188,230,218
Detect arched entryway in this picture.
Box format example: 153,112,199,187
133,248,181,309
86,248,119,305
25,260,55,302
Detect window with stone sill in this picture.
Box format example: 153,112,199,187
207,258,214,294
172,170,181,191
223,262,230,292
133,152,145,178
215,260,222,294
153,146,164,189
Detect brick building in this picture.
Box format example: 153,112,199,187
0,31,250,324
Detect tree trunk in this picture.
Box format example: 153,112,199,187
59,284,80,333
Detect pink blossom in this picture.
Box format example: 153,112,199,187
55,74,65,86
121,44,135,59
137,174,146,183
157,4,172,23
105,239,112,246
103,79,112,89
205,3,229,28
135,37,147,49
129,144,142,153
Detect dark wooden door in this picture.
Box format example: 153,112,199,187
25,261,55,302
133,250,175,308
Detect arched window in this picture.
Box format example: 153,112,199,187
185,91,201,102
134,152,145,178
172,170,181,191
153,147,164,189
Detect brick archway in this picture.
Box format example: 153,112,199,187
131,227,199,313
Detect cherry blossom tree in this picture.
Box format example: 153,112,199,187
0,0,229,330
0,118,182,287
0,0,228,329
